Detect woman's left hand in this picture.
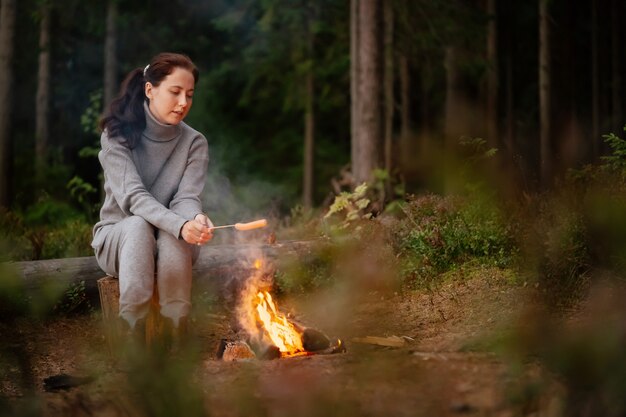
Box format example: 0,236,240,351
181,214,214,245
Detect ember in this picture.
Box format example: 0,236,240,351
254,258,263,270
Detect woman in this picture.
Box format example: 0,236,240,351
92,52,213,343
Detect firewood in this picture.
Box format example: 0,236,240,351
97,276,121,354
216,340,256,361
351,335,407,348
319,339,347,354
261,345,281,360
97,276,162,353
301,327,331,351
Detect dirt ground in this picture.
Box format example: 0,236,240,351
1,269,568,417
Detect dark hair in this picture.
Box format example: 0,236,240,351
99,52,199,148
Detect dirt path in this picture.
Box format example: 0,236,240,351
1,270,562,417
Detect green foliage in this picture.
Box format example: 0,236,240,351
0,208,31,261
324,183,371,230
323,169,407,230
458,136,498,162
275,204,322,242
72,88,102,222
77,89,102,166
370,168,407,215
518,134,626,306
527,196,592,306
601,125,626,174
52,280,93,316
12,144,75,209
278,186,515,295
274,245,336,294
41,218,93,259
0,196,93,261
391,194,514,288
453,136,499,195
22,192,78,228
67,175,98,222
19,194,79,260
80,89,102,136
196,0,350,207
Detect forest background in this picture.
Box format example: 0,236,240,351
3,2,626,414
0,0,624,263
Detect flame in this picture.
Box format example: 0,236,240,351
236,257,304,357
255,290,304,355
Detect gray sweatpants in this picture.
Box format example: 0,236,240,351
94,216,200,328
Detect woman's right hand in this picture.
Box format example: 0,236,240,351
181,216,213,245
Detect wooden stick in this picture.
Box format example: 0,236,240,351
210,219,268,231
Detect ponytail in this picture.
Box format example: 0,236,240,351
99,68,146,149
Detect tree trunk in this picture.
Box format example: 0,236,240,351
35,4,51,180
303,60,315,208
611,0,622,134
591,0,599,157
539,0,551,185
353,0,381,184
444,46,462,149
103,0,118,109
443,46,466,192
505,45,515,162
486,0,498,149
0,0,16,208
399,55,410,145
399,54,412,170
383,0,394,179
503,1,515,163
350,0,359,185
420,63,431,146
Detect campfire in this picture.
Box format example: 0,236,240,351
217,257,344,360
255,290,304,355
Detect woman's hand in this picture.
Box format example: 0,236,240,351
181,214,214,245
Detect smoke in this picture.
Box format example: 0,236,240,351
200,161,290,246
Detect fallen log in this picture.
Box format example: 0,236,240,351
5,240,322,298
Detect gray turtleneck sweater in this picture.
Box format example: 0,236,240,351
91,103,209,249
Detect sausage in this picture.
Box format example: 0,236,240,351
234,219,268,231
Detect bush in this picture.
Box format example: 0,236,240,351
0,195,94,261
274,244,336,294
390,193,515,288
524,194,592,306
52,280,94,316
41,219,93,259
